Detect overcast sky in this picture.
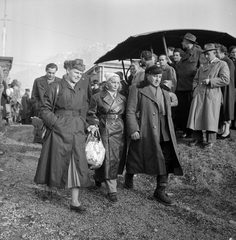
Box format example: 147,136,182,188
0,0,236,82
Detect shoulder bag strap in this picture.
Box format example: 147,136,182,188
52,83,59,113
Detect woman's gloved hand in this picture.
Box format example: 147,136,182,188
87,125,99,136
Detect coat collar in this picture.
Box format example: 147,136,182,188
100,90,125,106
61,76,83,92
202,58,220,72
38,75,61,89
139,85,168,106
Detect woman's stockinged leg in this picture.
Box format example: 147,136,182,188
222,121,231,137
71,187,80,206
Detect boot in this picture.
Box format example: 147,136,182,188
124,173,134,189
153,186,174,206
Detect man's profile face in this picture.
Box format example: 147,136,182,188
216,49,224,60
181,39,188,49
46,68,57,80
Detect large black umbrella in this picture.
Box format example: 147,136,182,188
95,29,236,64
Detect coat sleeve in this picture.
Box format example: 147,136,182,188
86,95,100,125
169,67,177,92
209,61,230,88
126,85,140,136
31,79,40,106
0,67,4,99
170,92,178,107
39,84,59,129
192,68,200,90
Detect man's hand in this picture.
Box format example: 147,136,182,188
201,78,210,86
131,131,140,140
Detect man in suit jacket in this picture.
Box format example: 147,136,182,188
31,63,61,117
31,63,61,143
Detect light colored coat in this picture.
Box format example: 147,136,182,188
187,58,230,132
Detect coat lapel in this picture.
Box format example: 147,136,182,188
140,86,158,105
38,76,49,90
100,90,114,107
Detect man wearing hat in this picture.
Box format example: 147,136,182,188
125,65,183,206
175,33,204,138
187,43,230,148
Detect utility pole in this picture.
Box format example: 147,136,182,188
2,0,7,56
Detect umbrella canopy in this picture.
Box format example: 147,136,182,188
95,29,236,64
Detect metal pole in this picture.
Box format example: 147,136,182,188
162,33,168,56
2,0,7,56
121,60,128,82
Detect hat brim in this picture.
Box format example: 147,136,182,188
203,48,217,53
182,36,198,44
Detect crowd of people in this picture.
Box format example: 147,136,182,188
0,74,31,127
1,32,236,213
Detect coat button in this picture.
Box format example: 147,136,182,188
153,126,156,129
153,112,155,115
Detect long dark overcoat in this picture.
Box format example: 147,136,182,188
34,78,91,188
31,75,61,117
1,80,8,119
87,90,126,181
220,56,235,121
21,93,31,120
126,84,183,176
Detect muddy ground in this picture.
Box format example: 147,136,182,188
0,124,236,240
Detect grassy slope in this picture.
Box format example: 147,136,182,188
0,125,235,240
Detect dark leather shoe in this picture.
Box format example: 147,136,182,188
180,133,192,139
124,173,134,189
107,192,118,203
153,187,175,206
93,175,102,188
188,140,203,147
218,134,230,140
70,204,86,213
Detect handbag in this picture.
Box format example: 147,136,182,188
31,83,59,140
85,131,105,170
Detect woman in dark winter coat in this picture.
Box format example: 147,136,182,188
215,44,235,138
229,45,236,129
124,65,183,206
34,59,97,213
87,72,126,203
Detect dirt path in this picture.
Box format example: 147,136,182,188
0,125,235,240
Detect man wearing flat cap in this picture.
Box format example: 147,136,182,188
187,43,230,148
125,64,183,206
175,33,204,138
